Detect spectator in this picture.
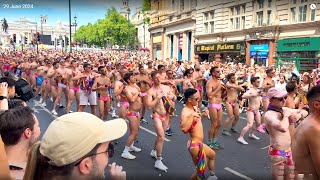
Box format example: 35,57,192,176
0,107,40,179
0,135,12,180
8,99,27,109
24,112,127,180
0,82,9,110
0,77,16,99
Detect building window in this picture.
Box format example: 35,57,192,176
242,5,246,13
267,0,272,8
236,6,240,15
300,0,307,3
311,9,315,21
257,11,263,26
230,18,233,30
204,13,208,21
242,16,245,29
204,23,208,33
210,22,214,33
267,10,271,25
298,5,307,22
292,0,296,4
230,4,246,30
258,0,264,9
210,11,215,19
180,0,184,11
291,7,296,22
172,0,175,9
235,17,240,29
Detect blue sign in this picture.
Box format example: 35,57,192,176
250,44,269,57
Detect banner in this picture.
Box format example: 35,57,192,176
195,41,245,54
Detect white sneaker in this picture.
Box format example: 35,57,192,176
69,110,73,113
111,111,116,118
117,102,120,107
249,134,260,140
121,152,136,160
237,137,248,145
129,146,142,152
50,97,53,102
207,175,218,180
41,102,46,107
51,110,58,115
39,97,43,103
155,159,168,172
110,106,114,111
150,149,157,159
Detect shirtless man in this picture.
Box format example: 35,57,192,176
193,64,207,108
66,60,81,113
285,82,301,139
183,68,197,92
206,67,224,150
135,66,152,124
144,71,176,172
145,61,153,76
45,61,59,108
265,87,308,180
78,63,98,115
121,72,143,160
259,68,276,133
114,67,129,119
180,88,217,180
92,66,111,121
34,60,45,98
237,77,262,145
158,65,167,81
52,60,68,115
28,56,39,90
39,59,52,107
292,85,320,179
222,73,245,136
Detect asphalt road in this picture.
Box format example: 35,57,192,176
28,96,272,180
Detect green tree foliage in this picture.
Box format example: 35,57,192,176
74,7,137,48
142,0,151,12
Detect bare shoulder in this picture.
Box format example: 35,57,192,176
302,118,320,137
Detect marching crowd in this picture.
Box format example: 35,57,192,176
0,48,319,180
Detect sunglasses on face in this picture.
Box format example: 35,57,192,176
74,143,114,166
190,97,199,102
273,96,287,102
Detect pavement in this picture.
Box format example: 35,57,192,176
28,96,272,180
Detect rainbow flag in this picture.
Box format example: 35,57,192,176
162,96,176,116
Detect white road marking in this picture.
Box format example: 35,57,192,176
224,167,253,180
33,100,171,142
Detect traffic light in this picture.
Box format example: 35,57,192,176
25,37,28,44
36,32,40,42
13,34,16,43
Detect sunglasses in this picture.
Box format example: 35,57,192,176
273,96,287,102
190,97,199,102
74,143,114,166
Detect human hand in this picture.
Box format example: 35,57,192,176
282,107,295,118
157,90,164,99
0,82,8,97
108,162,126,180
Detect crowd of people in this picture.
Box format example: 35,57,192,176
0,48,319,180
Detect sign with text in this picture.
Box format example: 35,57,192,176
195,42,245,54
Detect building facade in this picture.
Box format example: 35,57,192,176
131,10,151,49
194,0,320,69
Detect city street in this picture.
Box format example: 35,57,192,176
28,96,272,180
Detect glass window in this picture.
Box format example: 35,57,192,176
291,7,296,22
292,0,296,4
180,0,184,11
258,0,264,9
230,18,233,30
204,13,208,21
235,17,240,29
311,9,315,21
242,5,246,13
204,23,208,33
268,0,272,8
210,22,214,33
242,16,245,29
267,10,271,25
236,6,240,15
257,11,263,26
172,0,175,9
300,0,307,3
230,8,234,16
210,11,215,19
298,5,307,22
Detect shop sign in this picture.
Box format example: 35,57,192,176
250,44,269,57
195,42,245,54
277,37,320,52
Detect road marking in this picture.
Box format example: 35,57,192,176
33,100,171,142
224,167,253,180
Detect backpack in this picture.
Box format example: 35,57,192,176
15,78,34,102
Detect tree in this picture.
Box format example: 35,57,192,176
74,7,136,48
142,0,151,12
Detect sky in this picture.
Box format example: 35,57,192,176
0,0,142,27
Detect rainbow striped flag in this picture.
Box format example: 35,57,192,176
162,96,176,116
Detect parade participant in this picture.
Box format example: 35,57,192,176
78,63,97,115
114,67,129,119
44,61,59,108
265,87,308,180
296,72,313,109
135,66,152,124
39,59,52,107
144,71,176,172
34,61,45,98
27,56,39,90
183,68,197,92
237,76,262,145
180,88,217,180
292,85,320,179
222,73,245,136
158,65,167,80
206,67,224,149
193,64,207,108
92,66,111,121
106,64,117,117
121,72,143,160
66,60,81,113
259,68,276,133
51,60,68,115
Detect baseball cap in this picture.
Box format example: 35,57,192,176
40,112,127,166
267,87,288,99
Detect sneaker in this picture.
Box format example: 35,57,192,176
237,137,248,145
39,97,43,103
249,134,260,140
222,130,231,136
110,106,114,111
59,104,65,109
121,152,136,160
117,102,120,107
111,111,116,118
257,125,266,133
129,146,142,152
41,102,47,107
50,97,53,102
154,159,168,172
150,149,157,159
51,110,58,115
207,175,218,180
231,128,240,133
140,118,148,124
165,128,173,136
87,102,90,106
215,141,224,149
150,114,153,119
208,142,220,150
69,110,73,113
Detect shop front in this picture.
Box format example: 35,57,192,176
195,41,246,63
250,44,269,66
152,34,163,60
277,37,320,72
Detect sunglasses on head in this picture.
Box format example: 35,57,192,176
74,143,114,166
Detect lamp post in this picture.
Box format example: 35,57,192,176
73,16,77,51
68,0,72,52
127,8,131,53
143,21,146,48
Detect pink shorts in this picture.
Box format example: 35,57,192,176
120,102,129,108
99,95,111,102
208,103,222,110
153,112,169,122
69,87,80,93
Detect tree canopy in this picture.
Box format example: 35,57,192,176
74,7,137,48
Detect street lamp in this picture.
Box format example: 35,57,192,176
73,16,77,51
127,8,131,52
